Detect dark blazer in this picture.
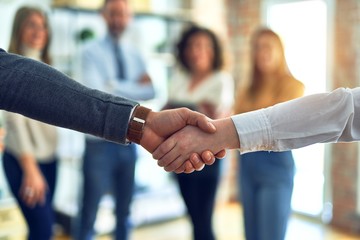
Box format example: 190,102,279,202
0,49,138,144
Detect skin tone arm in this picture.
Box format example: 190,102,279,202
0,128,4,152
152,117,239,173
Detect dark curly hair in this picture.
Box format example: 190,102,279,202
176,24,224,72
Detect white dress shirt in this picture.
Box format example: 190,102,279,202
231,87,360,153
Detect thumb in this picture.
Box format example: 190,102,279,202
187,110,216,133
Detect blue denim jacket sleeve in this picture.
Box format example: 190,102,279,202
0,49,138,144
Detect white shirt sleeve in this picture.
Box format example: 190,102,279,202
231,87,360,153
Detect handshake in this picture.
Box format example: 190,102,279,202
137,106,240,174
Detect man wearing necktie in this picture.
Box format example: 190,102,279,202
76,0,155,239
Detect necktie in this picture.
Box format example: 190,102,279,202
113,43,125,80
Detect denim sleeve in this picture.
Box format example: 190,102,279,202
0,49,138,144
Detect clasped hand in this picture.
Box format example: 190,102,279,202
139,108,238,173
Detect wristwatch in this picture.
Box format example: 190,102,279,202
127,105,151,144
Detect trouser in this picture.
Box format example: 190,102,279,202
75,140,137,240
175,159,221,240
239,151,294,240
3,150,57,240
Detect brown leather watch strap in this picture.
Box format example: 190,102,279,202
127,106,151,144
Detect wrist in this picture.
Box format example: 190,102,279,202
127,105,152,144
213,118,240,150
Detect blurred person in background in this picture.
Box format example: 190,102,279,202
0,115,4,153
2,6,59,240
234,28,304,240
163,25,234,240
75,0,155,239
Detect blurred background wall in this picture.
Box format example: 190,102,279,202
1,0,360,237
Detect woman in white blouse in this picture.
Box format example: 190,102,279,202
163,25,234,240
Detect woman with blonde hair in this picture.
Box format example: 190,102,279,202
234,27,304,240
3,6,58,240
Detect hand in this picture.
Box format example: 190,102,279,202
152,118,240,173
0,128,5,152
188,151,221,170
172,149,227,174
139,74,151,85
20,167,48,208
140,108,219,172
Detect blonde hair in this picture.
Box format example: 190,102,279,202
249,27,292,94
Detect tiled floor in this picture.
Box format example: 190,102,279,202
2,202,359,240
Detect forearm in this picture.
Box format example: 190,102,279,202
19,154,39,175
232,87,360,153
0,50,138,144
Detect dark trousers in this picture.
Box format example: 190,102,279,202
75,140,137,240
239,151,294,240
2,151,57,240
175,159,221,240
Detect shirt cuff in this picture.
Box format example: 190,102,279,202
231,109,273,154
125,105,139,144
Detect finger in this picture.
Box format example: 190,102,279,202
201,151,216,165
156,143,181,168
23,191,36,207
38,190,46,206
183,161,196,174
174,161,194,174
20,187,34,207
28,194,37,207
189,153,205,171
174,163,187,174
163,154,187,172
174,161,195,174
185,109,216,133
153,138,176,161
215,149,227,159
